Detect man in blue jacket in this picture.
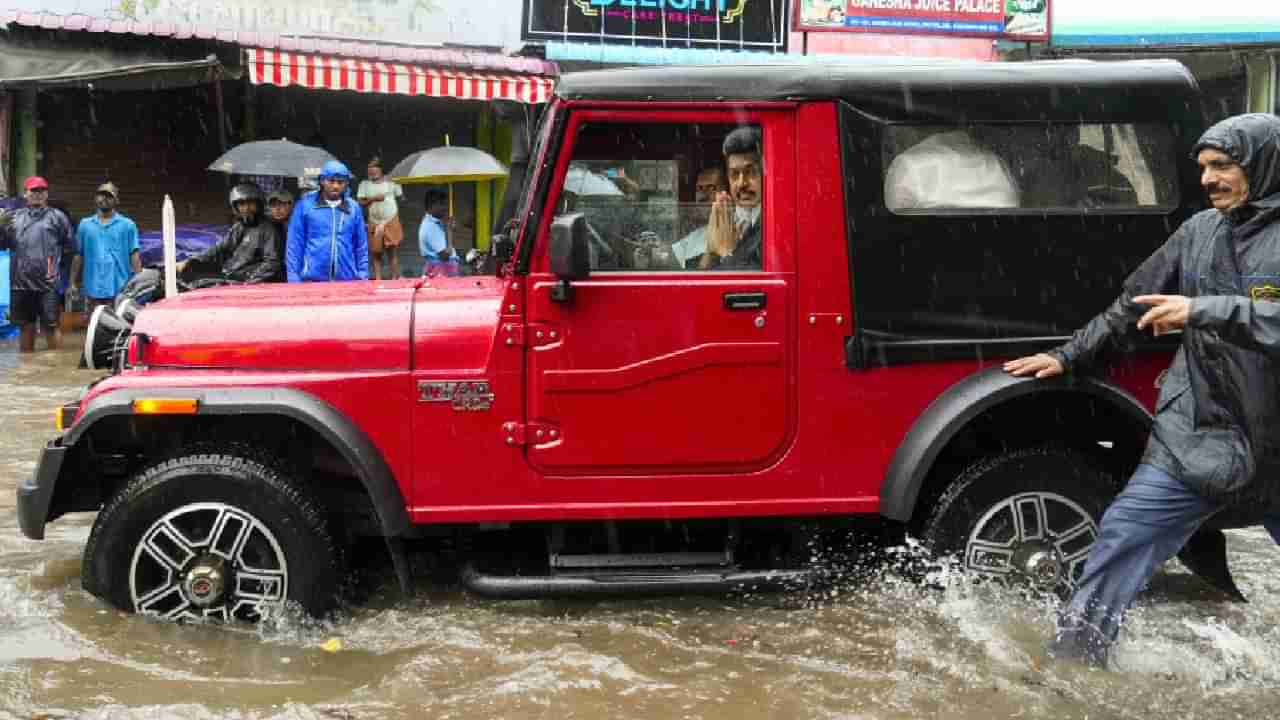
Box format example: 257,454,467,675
286,160,369,282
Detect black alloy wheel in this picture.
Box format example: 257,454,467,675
922,445,1116,592
82,447,342,621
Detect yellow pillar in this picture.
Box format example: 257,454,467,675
493,115,513,242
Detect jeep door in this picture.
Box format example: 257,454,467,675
523,108,797,477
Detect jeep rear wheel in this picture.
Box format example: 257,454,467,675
921,445,1116,591
82,449,342,621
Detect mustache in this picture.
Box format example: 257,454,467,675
1204,182,1233,195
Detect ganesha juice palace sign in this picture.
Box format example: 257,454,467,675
794,0,1049,40
522,0,789,52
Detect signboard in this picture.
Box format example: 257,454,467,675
522,0,789,52
1052,1,1279,46
794,0,1049,41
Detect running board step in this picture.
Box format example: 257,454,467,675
550,551,732,570
460,564,814,599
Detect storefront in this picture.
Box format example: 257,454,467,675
0,19,234,230
242,47,554,272
1031,3,1280,121
2,9,557,278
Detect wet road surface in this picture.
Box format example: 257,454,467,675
2,337,1280,719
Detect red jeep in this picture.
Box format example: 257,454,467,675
19,59,1224,621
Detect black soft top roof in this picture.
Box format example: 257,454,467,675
555,59,1201,123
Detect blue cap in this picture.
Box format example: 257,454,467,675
319,160,352,181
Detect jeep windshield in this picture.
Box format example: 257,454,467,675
512,101,559,246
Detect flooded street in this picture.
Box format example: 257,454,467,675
2,337,1280,719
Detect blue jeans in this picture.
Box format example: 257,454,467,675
1052,464,1280,666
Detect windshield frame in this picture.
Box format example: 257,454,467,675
513,99,562,274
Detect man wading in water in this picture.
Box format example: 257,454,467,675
1005,113,1280,667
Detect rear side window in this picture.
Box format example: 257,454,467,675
883,123,1179,213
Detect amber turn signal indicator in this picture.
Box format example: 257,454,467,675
132,398,199,415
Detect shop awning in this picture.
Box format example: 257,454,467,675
0,36,224,90
245,48,555,105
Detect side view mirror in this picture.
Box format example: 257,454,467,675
490,231,514,266
548,213,590,303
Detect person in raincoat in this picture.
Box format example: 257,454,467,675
1005,113,1280,667
285,160,369,282
176,184,281,284
0,176,74,352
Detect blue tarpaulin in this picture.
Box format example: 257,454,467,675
0,250,16,339
137,224,226,267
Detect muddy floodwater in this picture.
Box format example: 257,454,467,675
2,336,1280,719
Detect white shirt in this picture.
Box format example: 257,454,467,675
672,226,708,265
672,205,762,265
357,179,404,224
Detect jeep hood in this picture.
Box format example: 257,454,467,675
132,278,506,371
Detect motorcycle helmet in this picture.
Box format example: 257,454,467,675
228,183,264,209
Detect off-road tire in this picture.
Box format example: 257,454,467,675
82,446,342,619
921,445,1116,590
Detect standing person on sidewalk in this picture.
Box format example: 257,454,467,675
0,176,74,352
418,188,458,277
356,157,405,280
266,189,294,281
71,182,140,311
286,160,369,283
1004,113,1280,668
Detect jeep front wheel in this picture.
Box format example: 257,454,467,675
921,445,1116,591
82,449,342,621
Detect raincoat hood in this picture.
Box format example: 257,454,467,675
319,160,353,181
1191,113,1280,205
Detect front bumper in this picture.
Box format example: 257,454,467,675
17,441,66,540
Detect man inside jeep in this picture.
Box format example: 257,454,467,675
670,165,728,267
689,126,764,270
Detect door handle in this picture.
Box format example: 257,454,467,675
723,292,767,310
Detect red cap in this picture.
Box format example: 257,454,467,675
23,176,49,191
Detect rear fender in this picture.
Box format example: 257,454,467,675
62,387,411,537
879,367,1152,523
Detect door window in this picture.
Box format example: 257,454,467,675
554,122,765,271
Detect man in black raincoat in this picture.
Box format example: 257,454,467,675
1005,113,1280,667
0,176,74,352
177,184,281,284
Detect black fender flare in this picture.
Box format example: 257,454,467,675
879,367,1152,523
64,386,412,537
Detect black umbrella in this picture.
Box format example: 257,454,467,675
207,139,337,178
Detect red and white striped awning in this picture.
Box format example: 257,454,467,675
245,48,555,105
